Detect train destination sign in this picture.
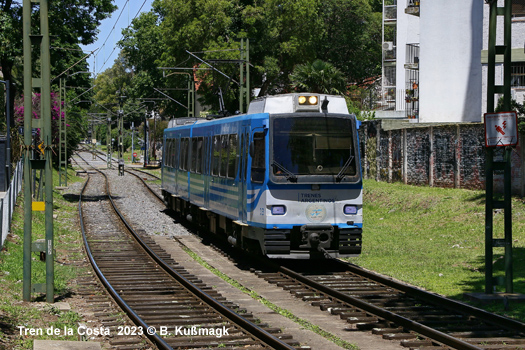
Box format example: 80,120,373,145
484,111,518,147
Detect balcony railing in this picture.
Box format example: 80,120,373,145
404,43,419,70
405,67,419,119
384,5,397,23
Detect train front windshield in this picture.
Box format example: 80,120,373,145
271,115,360,183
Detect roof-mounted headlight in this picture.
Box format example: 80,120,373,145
295,94,320,112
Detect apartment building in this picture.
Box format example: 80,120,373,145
380,0,525,123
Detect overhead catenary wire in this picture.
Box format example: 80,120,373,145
91,0,150,75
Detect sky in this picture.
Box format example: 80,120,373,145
80,0,154,76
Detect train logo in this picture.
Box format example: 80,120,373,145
306,204,327,223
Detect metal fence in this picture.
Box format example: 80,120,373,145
1,160,23,248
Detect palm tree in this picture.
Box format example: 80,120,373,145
290,59,346,95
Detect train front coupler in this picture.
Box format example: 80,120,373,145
299,224,334,251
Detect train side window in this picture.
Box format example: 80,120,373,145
212,135,221,176
167,139,172,167
195,137,203,174
251,132,265,183
168,139,173,168
180,138,189,171
243,132,249,181
173,138,180,169
220,135,229,177
228,134,238,179
165,139,170,167
190,137,198,173
201,137,209,175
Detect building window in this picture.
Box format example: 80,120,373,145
511,62,525,87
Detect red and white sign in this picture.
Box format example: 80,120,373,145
133,152,138,157
484,111,519,147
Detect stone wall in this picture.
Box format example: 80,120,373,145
359,120,525,195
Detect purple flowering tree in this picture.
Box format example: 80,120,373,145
14,92,69,163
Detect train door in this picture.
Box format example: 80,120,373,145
239,126,249,222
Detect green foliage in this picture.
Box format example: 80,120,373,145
114,0,382,115
495,96,525,135
290,60,346,95
495,96,525,116
0,0,117,94
1,0,116,169
317,0,382,83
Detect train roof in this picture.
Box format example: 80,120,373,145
166,93,350,129
247,93,349,115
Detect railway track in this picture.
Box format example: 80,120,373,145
74,152,302,350
249,258,525,350
74,149,525,350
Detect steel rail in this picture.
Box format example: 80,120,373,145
280,266,483,350
125,167,161,180
101,171,296,350
124,169,164,204
77,152,295,350
339,261,525,334
78,173,173,350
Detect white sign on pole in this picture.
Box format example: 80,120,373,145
484,111,519,147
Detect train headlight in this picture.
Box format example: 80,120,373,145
295,94,320,112
298,95,318,106
271,205,286,215
343,205,358,215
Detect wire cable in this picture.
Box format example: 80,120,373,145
93,0,150,74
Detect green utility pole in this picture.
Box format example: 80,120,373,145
118,93,125,176
58,78,67,187
23,0,54,303
0,79,12,191
22,0,32,302
485,0,513,294
239,39,250,114
41,0,54,303
188,78,195,118
106,114,112,168
92,118,97,160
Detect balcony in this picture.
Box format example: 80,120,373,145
405,0,420,16
384,4,397,25
405,44,419,120
403,43,419,70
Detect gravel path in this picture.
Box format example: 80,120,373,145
73,151,190,237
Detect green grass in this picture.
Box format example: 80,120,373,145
346,179,525,321
0,166,87,348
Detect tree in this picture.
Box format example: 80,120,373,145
0,0,116,127
317,0,382,84
115,0,382,115
290,60,346,95
13,92,84,165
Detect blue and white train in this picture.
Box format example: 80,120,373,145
161,93,362,259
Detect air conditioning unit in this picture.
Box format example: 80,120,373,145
382,42,394,51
